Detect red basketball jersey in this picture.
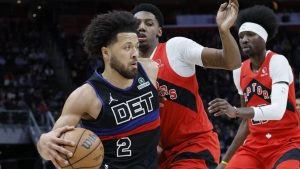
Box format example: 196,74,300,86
153,43,213,149
240,51,299,137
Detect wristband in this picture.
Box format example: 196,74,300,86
233,106,239,117
221,160,228,165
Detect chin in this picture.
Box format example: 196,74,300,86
243,51,253,58
139,43,149,51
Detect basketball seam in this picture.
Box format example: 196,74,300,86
70,135,103,167
66,129,87,169
59,133,75,169
74,142,104,169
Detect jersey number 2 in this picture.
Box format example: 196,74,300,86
116,137,132,157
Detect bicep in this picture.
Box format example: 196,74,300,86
201,48,224,68
53,85,101,129
270,55,293,85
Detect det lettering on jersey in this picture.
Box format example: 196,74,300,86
111,92,154,125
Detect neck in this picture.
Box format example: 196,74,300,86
139,41,159,58
250,50,267,72
102,68,134,89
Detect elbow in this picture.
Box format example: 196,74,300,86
273,114,284,121
273,104,285,120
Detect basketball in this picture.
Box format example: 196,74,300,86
57,128,104,169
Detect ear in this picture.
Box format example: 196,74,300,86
101,46,110,61
157,27,163,38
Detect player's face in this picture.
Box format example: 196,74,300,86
134,11,162,53
108,33,139,79
296,98,300,113
239,31,266,57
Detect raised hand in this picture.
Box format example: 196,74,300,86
38,126,75,169
216,0,239,32
208,98,237,118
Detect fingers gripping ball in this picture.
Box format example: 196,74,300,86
58,128,104,169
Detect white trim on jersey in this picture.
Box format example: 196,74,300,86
165,37,204,77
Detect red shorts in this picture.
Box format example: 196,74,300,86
226,131,300,169
159,131,220,169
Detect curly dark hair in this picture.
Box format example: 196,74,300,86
132,3,164,27
236,5,278,41
83,11,139,60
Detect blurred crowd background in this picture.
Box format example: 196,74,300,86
0,0,300,168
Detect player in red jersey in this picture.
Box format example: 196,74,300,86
208,5,300,169
132,1,241,168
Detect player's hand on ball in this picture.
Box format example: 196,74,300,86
39,126,75,169
208,98,237,118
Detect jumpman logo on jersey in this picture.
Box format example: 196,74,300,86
109,93,118,105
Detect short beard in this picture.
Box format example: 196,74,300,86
110,55,137,79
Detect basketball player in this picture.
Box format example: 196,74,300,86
132,1,241,168
208,5,300,169
37,11,160,169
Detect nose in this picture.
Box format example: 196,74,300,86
131,47,139,59
138,22,146,32
240,35,249,44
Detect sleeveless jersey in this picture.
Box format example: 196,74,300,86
81,63,160,169
240,51,299,138
153,43,213,149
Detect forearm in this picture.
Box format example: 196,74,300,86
235,83,289,120
235,107,255,119
219,29,241,70
222,119,249,162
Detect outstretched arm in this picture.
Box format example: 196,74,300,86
201,0,241,70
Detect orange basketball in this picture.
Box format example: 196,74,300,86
57,128,104,169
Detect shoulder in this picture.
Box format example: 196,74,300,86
233,67,241,76
269,53,292,72
138,58,158,87
68,84,100,108
138,58,158,69
72,84,96,98
270,53,289,65
166,37,195,46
